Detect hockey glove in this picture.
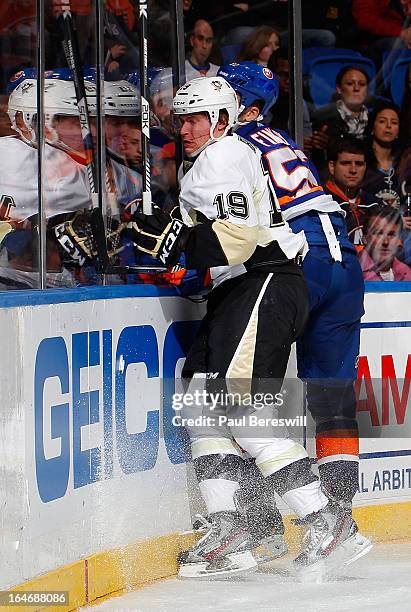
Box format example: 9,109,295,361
53,210,124,267
123,206,190,267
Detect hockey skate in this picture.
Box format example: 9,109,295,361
293,502,372,579
236,472,288,565
179,513,213,536
177,511,257,579
251,533,288,564
246,504,288,564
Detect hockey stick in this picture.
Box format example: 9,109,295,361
138,0,152,214
57,1,166,274
56,0,110,271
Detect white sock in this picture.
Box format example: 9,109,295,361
199,479,240,514
282,481,328,518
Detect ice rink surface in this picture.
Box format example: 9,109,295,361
85,542,411,612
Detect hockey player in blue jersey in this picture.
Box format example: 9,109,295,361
217,61,370,558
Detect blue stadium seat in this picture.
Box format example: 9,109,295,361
303,47,361,75
220,44,242,65
307,55,376,108
381,49,407,89
390,56,411,107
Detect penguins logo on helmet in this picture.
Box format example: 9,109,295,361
21,82,35,94
211,80,223,91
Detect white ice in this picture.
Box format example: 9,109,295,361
84,542,411,612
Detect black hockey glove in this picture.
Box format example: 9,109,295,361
123,206,190,266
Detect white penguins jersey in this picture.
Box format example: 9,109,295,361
0,136,91,222
178,133,306,285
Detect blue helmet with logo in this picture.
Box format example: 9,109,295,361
217,61,279,117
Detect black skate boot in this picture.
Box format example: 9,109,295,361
177,511,257,579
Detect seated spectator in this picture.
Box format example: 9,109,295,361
48,0,93,66
359,206,411,280
267,48,313,138
352,0,411,69
324,137,381,249
311,65,371,142
104,0,139,80
185,19,219,81
362,101,403,208
237,26,280,67
149,68,177,142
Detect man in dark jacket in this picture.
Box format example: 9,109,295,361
324,137,381,249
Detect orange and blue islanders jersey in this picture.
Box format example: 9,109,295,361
236,121,356,253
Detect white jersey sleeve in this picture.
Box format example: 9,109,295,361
0,137,91,222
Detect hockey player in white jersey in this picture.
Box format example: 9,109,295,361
124,76,367,579
0,77,97,289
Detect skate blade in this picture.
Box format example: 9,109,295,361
294,533,373,583
253,538,288,565
340,532,373,566
178,550,257,580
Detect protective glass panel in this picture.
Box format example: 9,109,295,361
104,0,181,282
301,0,411,280
0,0,39,290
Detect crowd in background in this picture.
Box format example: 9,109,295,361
0,0,411,286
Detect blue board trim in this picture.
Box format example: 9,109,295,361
364,281,411,292
359,450,411,460
361,321,411,329
0,281,410,309
0,284,180,308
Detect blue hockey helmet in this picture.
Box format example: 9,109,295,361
217,61,279,117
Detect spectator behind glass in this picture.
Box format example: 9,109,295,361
185,19,219,81
49,0,93,66
352,0,411,65
149,68,177,142
362,101,404,208
267,48,313,138
324,137,381,250
312,66,371,143
359,206,411,280
104,0,139,80
237,26,280,67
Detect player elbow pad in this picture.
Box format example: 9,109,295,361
184,221,258,269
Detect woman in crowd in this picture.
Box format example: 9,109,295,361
362,101,404,208
237,25,280,66
312,65,371,143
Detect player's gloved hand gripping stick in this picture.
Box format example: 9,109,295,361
123,205,190,266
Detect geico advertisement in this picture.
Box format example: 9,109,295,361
18,297,202,550
31,319,200,503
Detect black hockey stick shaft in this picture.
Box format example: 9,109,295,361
57,1,109,270
139,0,152,214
